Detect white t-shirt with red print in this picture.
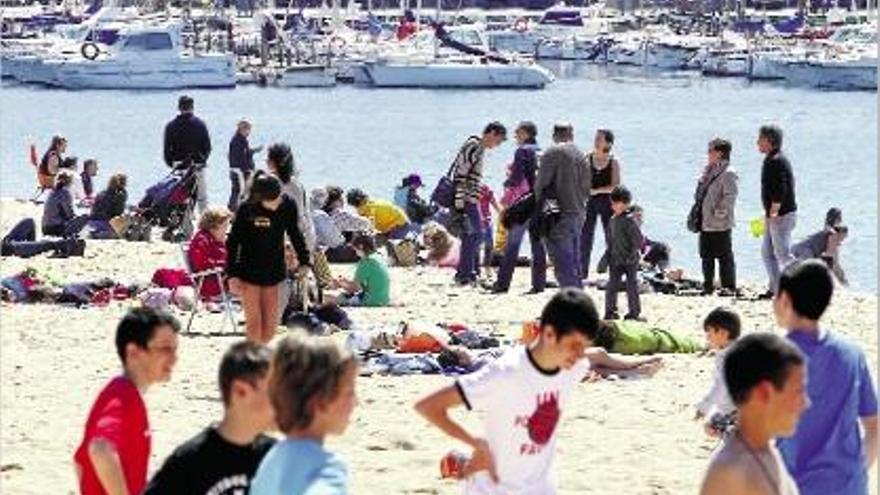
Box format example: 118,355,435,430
456,346,591,495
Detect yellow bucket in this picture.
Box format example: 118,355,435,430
750,217,766,238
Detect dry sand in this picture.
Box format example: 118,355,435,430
0,198,877,495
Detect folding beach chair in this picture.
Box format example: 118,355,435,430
178,242,237,334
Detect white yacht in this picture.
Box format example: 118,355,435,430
780,48,877,90
362,25,553,88
46,22,235,89
489,4,612,60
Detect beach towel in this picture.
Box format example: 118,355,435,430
364,352,442,376
151,268,193,290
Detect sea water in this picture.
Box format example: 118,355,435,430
1,63,876,292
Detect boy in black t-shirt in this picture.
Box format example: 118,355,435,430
144,341,276,495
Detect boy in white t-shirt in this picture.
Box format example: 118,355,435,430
415,288,600,494
695,306,741,436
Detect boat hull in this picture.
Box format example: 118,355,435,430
781,60,877,90
48,55,236,89
363,62,553,89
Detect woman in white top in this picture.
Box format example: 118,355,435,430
266,142,317,253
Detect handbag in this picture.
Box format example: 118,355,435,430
686,171,723,234
534,190,561,235
501,192,536,229
430,160,458,209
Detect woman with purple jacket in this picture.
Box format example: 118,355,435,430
487,121,548,294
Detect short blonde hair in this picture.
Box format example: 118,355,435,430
270,333,356,432
198,207,232,231
422,221,452,261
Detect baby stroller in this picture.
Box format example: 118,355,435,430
125,163,202,242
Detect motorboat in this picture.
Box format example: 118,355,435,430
489,4,612,60
46,22,235,89
362,23,554,88
780,49,877,90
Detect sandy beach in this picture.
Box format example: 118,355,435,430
0,197,876,495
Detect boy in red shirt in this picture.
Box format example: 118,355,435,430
74,307,180,495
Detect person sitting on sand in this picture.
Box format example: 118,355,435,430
324,186,374,236
74,308,180,495
226,172,311,344
422,221,461,268
80,159,99,205
699,333,807,495
346,188,415,240
89,173,128,239
250,334,358,494
330,234,390,307
188,207,232,301
694,307,741,437
415,289,601,494
42,171,90,238
394,173,435,225
631,204,671,272
792,207,848,286
311,188,359,264
144,341,276,495
37,134,67,190
593,319,703,356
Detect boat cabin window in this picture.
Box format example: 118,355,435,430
449,29,483,47
124,32,173,50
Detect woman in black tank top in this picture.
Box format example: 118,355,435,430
581,129,621,279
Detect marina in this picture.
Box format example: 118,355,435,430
2,0,877,90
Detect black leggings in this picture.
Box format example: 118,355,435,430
699,230,736,291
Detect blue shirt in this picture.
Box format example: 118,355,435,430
778,329,878,495
249,438,347,495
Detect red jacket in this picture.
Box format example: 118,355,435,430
188,229,227,299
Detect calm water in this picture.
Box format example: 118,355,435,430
1,63,876,292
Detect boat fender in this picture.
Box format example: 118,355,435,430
81,42,100,60
513,18,528,33
329,36,346,56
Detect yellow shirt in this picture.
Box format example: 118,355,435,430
357,200,408,234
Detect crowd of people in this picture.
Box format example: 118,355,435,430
1,95,872,495
70,259,876,495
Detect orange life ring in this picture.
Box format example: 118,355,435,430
513,18,528,33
